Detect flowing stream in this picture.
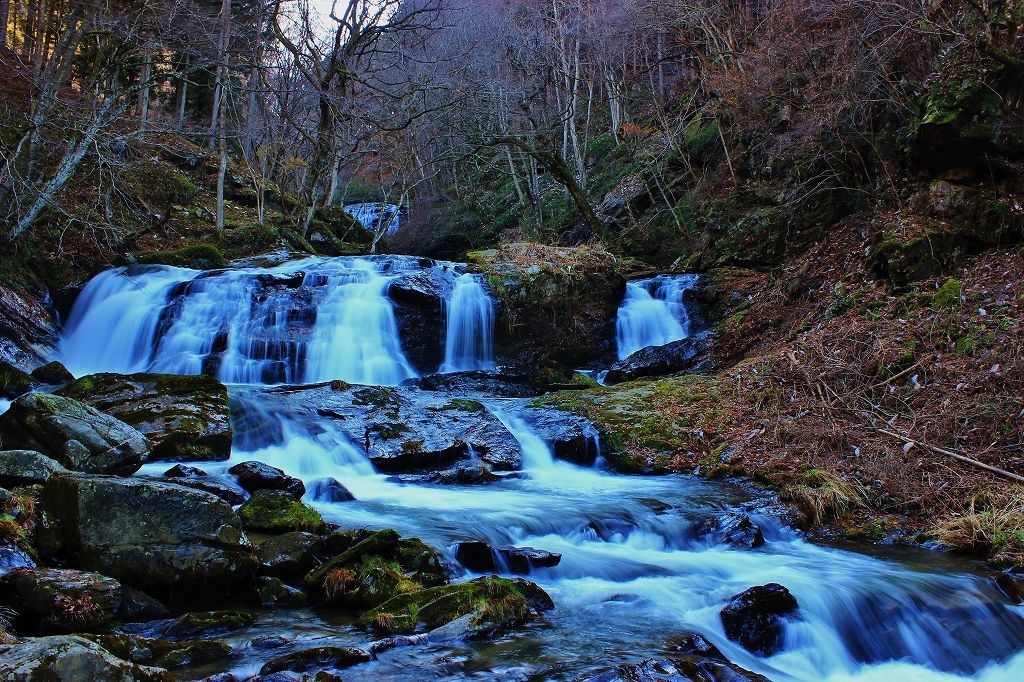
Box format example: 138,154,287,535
60,256,1024,681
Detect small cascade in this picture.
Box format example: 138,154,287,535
343,203,402,236
440,273,496,373
487,405,556,471
0,398,10,415
615,274,698,360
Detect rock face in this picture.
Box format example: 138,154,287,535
402,367,541,398
0,567,122,633
388,267,458,373
0,281,60,369
0,449,68,487
0,544,36,575
455,541,562,574
58,373,232,462
720,583,799,656
256,532,320,581
604,334,715,385
519,408,604,465
0,393,150,475
0,635,171,681
0,360,37,399
468,243,626,367
31,361,75,384
40,474,258,598
229,461,305,497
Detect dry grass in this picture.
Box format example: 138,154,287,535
931,487,1024,568
373,612,396,632
322,568,357,601
780,469,870,526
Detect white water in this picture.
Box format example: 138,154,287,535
0,398,10,415
65,256,1024,681
440,273,495,373
616,274,698,360
343,203,402,236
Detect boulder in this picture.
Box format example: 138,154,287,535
0,568,121,634
0,393,149,475
57,373,232,462
357,575,552,635
161,610,255,638
259,646,372,676
604,334,715,385
307,477,355,502
31,361,75,385
455,541,562,574
163,464,208,478
519,408,605,465
0,635,171,681
238,490,325,533
0,360,37,399
40,474,258,598
256,532,320,582
720,583,799,656
701,513,765,549
389,269,456,373
257,576,308,606
229,461,305,498
0,544,35,576
84,633,232,669
0,281,60,370
117,586,170,622
0,449,68,487
401,368,541,398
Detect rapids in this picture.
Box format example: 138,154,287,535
61,255,1024,681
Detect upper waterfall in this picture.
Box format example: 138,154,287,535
615,274,698,360
60,255,495,385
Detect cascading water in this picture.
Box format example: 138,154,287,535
64,258,1024,681
440,273,495,373
616,274,698,360
343,202,402,236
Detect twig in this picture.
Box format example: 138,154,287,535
877,428,1024,484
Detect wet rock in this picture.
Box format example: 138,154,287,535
358,575,552,635
31,361,75,384
229,461,305,497
455,541,561,574
666,632,727,660
169,476,248,505
259,646,373,675
994,573,1024,605
519,407,604,465
58,373,232,462
0,567,121,634
401,367,541,398
0,360,38,399
389,268,456,373
604,334,715,385
0,449,68,487
162,610,255,638
163,464,207,478
257,532,320,582
257,576,309,606
720,583,799,656
0,281,60,369
0,635,171,681
41,473,258,598
117,586,170,622
251,635,292,649
85,633,232,669
702,513,765,549
307,477,355,502
0,544,35,576
389,268,457,308
576,656,771,682
432,460,497,485
0,393,150,475
239,490,325,534
639,498,674,515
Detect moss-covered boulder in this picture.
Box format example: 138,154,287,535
357,575,552,635
0,449,68,487
259,645,372,676
0,360,37,399
40,474,258,598
31,361,74,384
58,373,232,462
304,529,445,593
0,635,172,681
256,531,320,582
138,243,227,269
469,243,626,368
0,568,122,634
84,633,232,670
0,393,150,475
162,610,255,638
238,490,325,534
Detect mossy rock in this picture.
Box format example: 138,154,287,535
30,361,74,384
238,490,325,533
357,576,543,634
867,230,976,287
138,244,227,270
305,529,446,595
85,633,232,669
437,399,486,412
165,610,255,638
0,360,36,399
931,278,964,310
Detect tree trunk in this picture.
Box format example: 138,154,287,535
215,0,231,232
209,0,231,149
137,49,152,134
1,0,11,49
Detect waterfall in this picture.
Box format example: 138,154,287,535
440,273,495,373
343,203,402,236
60,257,420,385
615,274,698,360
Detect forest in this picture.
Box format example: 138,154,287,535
1,1,1023,680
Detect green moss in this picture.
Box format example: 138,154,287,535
352,387,401,410
166,611,255,637
437,398,485,412
238,491,325,533
931,278,964,310
373,422,411,439
138,243,227,269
